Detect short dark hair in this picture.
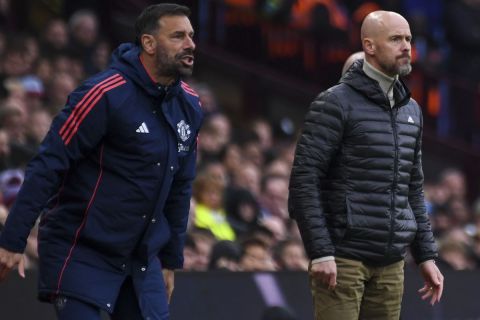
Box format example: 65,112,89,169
135,3,190,47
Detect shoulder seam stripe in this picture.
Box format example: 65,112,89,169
60,74,122,139
63,79,126,145
181,84,196,93
181,82,195,91
60,74,122,138
181,83,199,97
182,88,199,97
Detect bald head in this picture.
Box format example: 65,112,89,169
361,11,409,41
360,10,412,77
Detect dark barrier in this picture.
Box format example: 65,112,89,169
1,267,479,319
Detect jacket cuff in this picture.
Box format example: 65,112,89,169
160,252,183,270
311,256,335,264
419,259,435,266
0,236,25,253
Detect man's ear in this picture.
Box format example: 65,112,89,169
363,38,375,55
141,34,156,55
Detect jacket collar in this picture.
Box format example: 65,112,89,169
110,43,182,100
340,60,411,110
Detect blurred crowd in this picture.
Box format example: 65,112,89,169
0,0,479,275
202,0,480,148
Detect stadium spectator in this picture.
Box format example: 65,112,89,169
25,109,52,149
220,143,243,179
231,161,261,197
224,187,261,238
208,240,241,271
250,118,274,153
0,99,34,168
264,157,291,178
182,234,200,271
193,173,236,241
90,39,112,75
20,75,45,111
0,168,23,208
239,237,275,271
198,112,232,161
189,227,217,271
246,224,277,250
45,72,77,115
0,129,11,171
260,174,289,220
40,19,69,56
273,239,308,271
68,9,101,75
439,168,467,202
239,130,264,167
260,215,287,242
2,46,31,78
437,228,477,270
200,161,229,187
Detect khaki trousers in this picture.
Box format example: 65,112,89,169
310,257,404,320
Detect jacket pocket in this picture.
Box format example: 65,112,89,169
345,196,353,231
406,203,418,233
339,195,353,244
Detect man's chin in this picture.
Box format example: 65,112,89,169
398,64,412,76
179,67,194,77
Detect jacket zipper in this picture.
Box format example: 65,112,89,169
387,107,399,259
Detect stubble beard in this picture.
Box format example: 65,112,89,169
155,45,194,80
380,59,412,77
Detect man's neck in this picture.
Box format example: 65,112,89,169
363,60,398,107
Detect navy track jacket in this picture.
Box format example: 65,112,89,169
0,43,204,314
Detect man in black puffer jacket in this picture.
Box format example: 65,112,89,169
289,10,444,320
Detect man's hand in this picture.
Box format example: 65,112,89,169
162,268,175,304
418,260,444,305
310,260,337,290
0,247,25,281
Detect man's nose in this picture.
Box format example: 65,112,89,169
185,36,195,50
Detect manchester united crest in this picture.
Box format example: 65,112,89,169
177,120,191,142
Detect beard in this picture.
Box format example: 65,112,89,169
154,44,194,79
393,54,412,76
397,62,412,76
379,57,412,77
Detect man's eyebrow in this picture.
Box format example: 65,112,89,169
170,30,194,36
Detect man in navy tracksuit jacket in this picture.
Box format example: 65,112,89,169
0,4,203,319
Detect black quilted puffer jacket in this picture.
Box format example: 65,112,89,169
289,60,437,266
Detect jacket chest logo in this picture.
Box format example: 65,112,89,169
136,122,149,133
177,120,191,142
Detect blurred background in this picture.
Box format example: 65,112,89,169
0,0,479,319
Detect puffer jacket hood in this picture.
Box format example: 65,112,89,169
110,43,181,99
340,59,411,110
